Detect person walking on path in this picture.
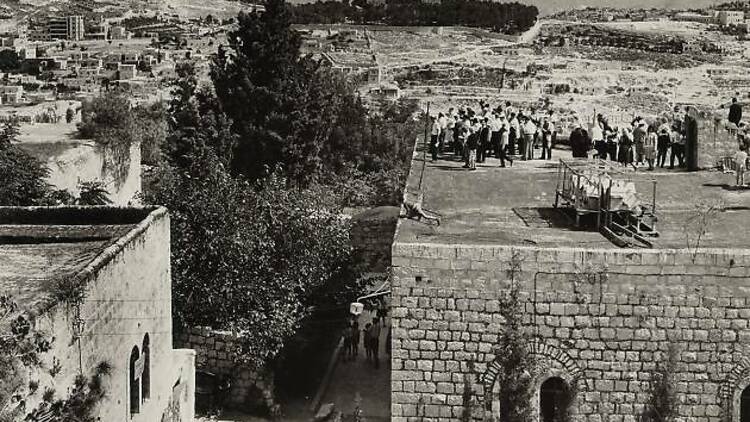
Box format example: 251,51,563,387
363,322,372,362
377,299,388,327
730,97,743,127
342,319,353,362
367,318,381,369
350,318,360,359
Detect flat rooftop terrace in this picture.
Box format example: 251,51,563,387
397,147,750,250
0,207,159,312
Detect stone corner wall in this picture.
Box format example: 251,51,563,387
174,326,275,413
694,113,737,169
389,242,750,422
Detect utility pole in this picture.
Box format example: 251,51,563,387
419,102,430,191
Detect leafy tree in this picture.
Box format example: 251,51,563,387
289,0,539,33
642,344,679,422
496,251,534,422
78,92,135,145
165,62,236,170
146,151,362,368
25,362,112,422
0,295,53,421
134,101,168,166
212,0,345,184
77,181,112,205
0,119,51,206
0,50,19,73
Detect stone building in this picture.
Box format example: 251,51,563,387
390,142,750,421
0,206,195,422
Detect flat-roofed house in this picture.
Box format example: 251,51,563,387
0,206,196,422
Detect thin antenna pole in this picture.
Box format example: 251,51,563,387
419,102,430,191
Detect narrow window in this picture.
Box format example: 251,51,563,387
142,334,150,401
129,346,140,416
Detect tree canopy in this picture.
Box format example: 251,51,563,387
290,0,539,34
0,120,51,206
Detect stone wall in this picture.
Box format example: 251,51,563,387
390,242,750,422
351,206,400,274
175,326,276,414
31,207,194,422
690,109,738,169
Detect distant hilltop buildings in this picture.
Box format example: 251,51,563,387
552,6,749,28
675,10,745,26
30,16,86,42
28,15,134,42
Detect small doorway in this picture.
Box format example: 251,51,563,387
540,377,568,422
741,385,750,422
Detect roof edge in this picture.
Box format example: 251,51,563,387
33,206,168,316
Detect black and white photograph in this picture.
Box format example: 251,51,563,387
2,0,750,421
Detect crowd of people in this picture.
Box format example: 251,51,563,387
427,101,697,172
430,101,557,170
342,298,391,369
586,107,688,171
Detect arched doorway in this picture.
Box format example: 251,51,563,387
741,385,750,422
540,377,568,422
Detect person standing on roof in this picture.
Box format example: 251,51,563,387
735,145,748,187
730,97,743,127
657,126,671,168
521,116,537,160
438,112,448,154
430,114,441,162
508,112,519,156
644,125,657,171
569,121,590,158
633,119,648,166
540,116,553,160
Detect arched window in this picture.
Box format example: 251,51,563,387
142,334,150,401
741,385,750,422
129,346,140,416
540,377,568,422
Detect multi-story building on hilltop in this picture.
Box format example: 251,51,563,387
30,16,85,41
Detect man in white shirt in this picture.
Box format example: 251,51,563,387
430,115,441,162
438,113,448,154
735,146,748,187
521,117,537,160
509,113,520,156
